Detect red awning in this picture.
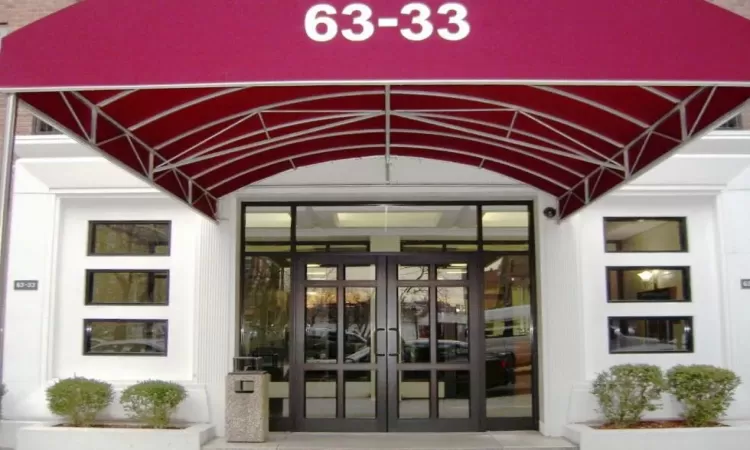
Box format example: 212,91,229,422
2,0,750,218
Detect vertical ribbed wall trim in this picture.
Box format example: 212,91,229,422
194,198,236,436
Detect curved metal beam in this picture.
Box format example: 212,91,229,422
392,89,625,148
531,86,649,128
98,89,136,107
396,112,623,170
157,112,380,171
641,86,680,103
153,90,384,149
206,143,571,192
186,127,586,181
151,88,627,153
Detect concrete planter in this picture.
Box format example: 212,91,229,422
17,423,215,450
565,422,750,450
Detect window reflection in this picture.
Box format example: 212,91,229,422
483,254,532,418
607,267,689,302
86,270,168,304
244,206,292,252
437,287,469,362
604,218,686,252
240,256,291,417
89,222,170,255
609,317,693,353
399,287,429,363
344,287,374,363
84,320,167,355
305,287,338,363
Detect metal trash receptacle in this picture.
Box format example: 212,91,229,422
226,357,269,443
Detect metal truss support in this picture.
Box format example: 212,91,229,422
557,85,725,218
69,92,219,217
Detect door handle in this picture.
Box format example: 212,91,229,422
388,328,400,359
375,328,386,357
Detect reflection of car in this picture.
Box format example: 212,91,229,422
400,339,515,389
305,328,369,362
89,339,165,354
608,326,689,352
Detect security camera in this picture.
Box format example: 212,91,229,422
543,207,557,219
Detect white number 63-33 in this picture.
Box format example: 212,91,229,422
437,3,470,41
305,2,470,43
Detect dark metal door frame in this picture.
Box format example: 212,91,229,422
291,253,387,432
291,252,483,432
385,253,482,432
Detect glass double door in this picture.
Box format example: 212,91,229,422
292,254,482,432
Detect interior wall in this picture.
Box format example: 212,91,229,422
619,222,682,252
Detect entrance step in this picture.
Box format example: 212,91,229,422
202,432,577,449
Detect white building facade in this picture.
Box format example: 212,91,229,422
2,128,750,441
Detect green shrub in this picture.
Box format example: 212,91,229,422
667,365,741,427
591,364,665,428
120,380,187,429
46,377,113,427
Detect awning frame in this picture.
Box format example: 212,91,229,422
12,81,746,221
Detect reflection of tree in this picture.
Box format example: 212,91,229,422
242,257,290,356
93,272,166,304
398,266,430,341
93,224,169,308
306,267,336,327
95,223,169,255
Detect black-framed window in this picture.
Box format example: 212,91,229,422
246,241,371,253
608,316,693,354
83,319,168,356
718,115,742,130
606,267,690,303
604,217,687,253
88,221,171,255
31,116,62,135
401,240,530,252
85,270,169,305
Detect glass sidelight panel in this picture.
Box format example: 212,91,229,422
345,371,376,418
398,371,431,419
437,287,469,362
438,371,471,418
344,287,375,363
305,287,337,363
240,256,291,418
398,287,430,363
305,371,337,418
483,254,533,418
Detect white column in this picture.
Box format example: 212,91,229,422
194,197,238,435
716,176,750,419
0,93,19,384
535,195,586,436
